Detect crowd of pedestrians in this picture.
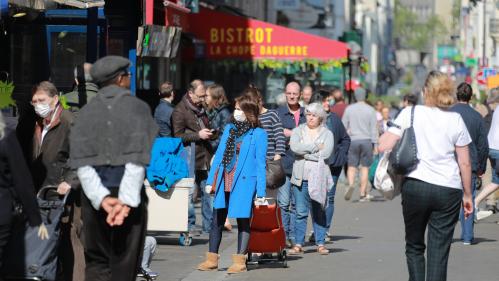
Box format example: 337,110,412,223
0,54,499,281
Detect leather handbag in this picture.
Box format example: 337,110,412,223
389,106,419,175
266,158,286,189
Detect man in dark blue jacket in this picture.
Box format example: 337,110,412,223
154,81,175,137
450,82,489,245
276,81,306,247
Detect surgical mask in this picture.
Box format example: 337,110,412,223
328,99,335,106
233,109,247,122
34,103,51,118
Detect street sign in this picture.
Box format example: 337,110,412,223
487,74,499,89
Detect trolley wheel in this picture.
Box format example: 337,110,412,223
179,233,192,246
280,250,288,268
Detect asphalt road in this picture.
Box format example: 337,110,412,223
149,182,499,281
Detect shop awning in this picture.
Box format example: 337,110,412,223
8,0,104,10
185,7,348,61
52,0,104,8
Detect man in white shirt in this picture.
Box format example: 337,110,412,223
70,56,158,281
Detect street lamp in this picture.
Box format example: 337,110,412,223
343,42,361,104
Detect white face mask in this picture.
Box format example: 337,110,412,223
34,103,51,118
233,109,247,122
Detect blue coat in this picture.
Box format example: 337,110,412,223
147,137,189,192
207,124,267,218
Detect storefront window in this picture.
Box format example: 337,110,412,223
49,29,93,91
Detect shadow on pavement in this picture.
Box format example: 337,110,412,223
452,237,497,244
156,236,209,246
332,235,362,242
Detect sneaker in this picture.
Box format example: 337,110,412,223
344,186,354,201
359,195,371,203
325,232,332,242
365,194,375,200
463,241,472,246
147,272,159,278
476,210,493,221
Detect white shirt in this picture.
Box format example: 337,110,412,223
488,109,499,150
388,106,472,189
77,163,145,210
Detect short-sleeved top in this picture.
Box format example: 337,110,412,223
489,109,499,150
388,105,472,189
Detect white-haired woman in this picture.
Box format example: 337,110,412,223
288,103,334,255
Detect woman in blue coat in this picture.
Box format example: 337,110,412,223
197,94,267,274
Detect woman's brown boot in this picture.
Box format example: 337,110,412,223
227,254,247,274
197,252,219,271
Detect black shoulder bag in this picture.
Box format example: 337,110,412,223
389,106,419,175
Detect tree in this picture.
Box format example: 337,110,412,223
393,0,448,52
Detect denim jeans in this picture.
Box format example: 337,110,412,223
188,184,196,231
293,181,328,246
459,174,477,243
325,175,339,231
141,236,157,272
197,170,213,233
402,179,462,281
277,176,295,242
188,170,213,233
490,149,499,184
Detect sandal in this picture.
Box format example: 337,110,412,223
288,245,304,255
317,245,329,255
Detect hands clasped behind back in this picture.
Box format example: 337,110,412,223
101,196,130,227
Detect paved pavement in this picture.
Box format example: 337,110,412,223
148,182,499,281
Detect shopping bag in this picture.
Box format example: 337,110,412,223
368,154,381,189
308,153,333,207
374,152,403,200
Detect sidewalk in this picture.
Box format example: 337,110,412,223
149,183,499,281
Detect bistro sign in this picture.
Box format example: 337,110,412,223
187,7,347,60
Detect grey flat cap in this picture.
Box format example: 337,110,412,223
354,87,366,101
90,56,130,84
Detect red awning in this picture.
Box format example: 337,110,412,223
185,7,348,61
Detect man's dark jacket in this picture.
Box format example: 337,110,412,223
154,99,174,137
0,127,42,226
325,112,351,176
450,103,489,174
276,106,306,175
172,96,213,171
70,85,158,168
17,108,76,191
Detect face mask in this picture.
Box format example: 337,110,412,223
233,109,247,122
328,99,335,106
34,103,51,118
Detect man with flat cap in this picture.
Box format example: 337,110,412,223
69,56,158,281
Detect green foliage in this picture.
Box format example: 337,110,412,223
394,0,449,52
59,95,70,110
0,80,15,109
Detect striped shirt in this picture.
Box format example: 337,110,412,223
259,110,286,159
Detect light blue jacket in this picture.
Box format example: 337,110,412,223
207,123,268,218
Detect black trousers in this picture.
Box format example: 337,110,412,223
0,223,11,280
402,179,462,281
81,190,147,281
208,192,250,254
